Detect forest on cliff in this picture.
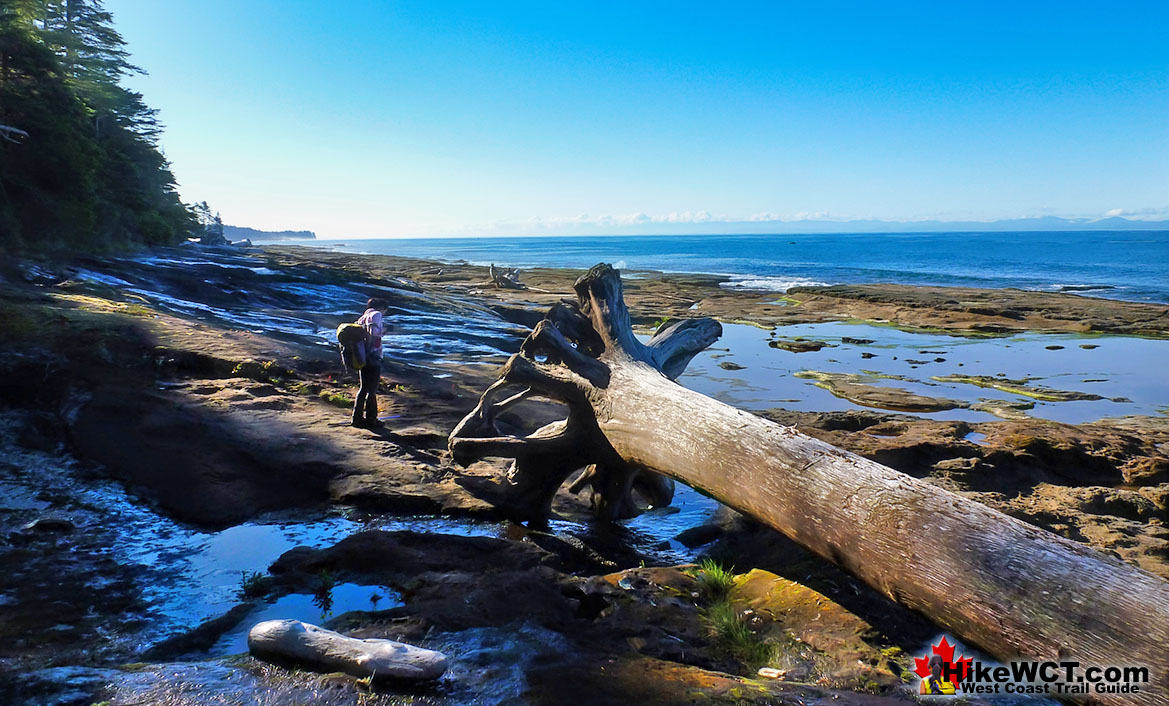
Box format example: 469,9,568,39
0,0,194,252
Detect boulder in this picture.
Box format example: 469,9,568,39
768,337,832,353
247,619,448,681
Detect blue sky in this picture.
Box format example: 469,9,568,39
107,1,1169,237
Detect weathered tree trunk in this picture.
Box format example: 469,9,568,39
450,264,1169,706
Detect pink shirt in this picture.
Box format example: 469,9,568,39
356,309,385,359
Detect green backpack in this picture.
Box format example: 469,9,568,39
336,322,369,370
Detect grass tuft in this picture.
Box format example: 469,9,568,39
688,560,776,668
693,557,736,603
706,599,773,666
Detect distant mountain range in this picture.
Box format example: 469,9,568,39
729,215,1169,235
222,225,316,241
509,215,1169,236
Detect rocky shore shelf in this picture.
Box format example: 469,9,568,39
1,245,1166,705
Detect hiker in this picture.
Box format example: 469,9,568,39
352,297,389,428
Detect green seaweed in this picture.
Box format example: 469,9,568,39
932,374,1103,402
718,317,777,331
969,398,1034,420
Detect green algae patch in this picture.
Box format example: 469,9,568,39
730,569,904,692
932,374,1104,402
719,317,777,331
231,359,296,383
772,294,803,307
318,390,352,408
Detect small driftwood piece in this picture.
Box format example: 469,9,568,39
248,619,448,681
450,263,1169,706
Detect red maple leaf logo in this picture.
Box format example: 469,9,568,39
914,636,973,691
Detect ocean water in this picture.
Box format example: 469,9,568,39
279,231,1169,303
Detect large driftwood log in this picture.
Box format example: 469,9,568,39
488,263,526,289
450,264,1169,706
483,263,551,294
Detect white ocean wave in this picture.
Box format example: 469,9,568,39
719,276,831,292
1046,283,1118,292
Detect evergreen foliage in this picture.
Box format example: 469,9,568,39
0,0,196,252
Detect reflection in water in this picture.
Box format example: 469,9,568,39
212,583,404,656
311,569,336,617
311,586,333,616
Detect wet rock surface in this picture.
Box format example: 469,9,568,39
768,338,834,353
930,373,1105,402
730,568,904,690
793,371,963,413
266,537,916,705
261,247,1169,338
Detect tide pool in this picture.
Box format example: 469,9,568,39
678,322,1169,424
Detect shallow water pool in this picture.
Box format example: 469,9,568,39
680,322,1169,423
213,583,403,655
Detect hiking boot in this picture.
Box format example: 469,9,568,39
351,417,367,428
364,417,384,428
